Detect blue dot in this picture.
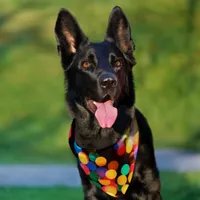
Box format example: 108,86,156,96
74,142,82,153
86,161,97,171
114,143,119,150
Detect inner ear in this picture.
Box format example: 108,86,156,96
55,9,88,67
105,6,135,65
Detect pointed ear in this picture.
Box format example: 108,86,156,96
105,6,135,66
54,9,88,67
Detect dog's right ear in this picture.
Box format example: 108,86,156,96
54,9,88,68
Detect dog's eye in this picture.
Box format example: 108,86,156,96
114,60,122,68
82,61,90,69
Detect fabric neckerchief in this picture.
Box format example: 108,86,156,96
68,117,139,198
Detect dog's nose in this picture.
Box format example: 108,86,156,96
100,74,117,89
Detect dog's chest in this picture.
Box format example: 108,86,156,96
69,118,139,198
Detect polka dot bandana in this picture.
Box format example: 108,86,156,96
68,117,139,198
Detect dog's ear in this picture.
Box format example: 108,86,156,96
55,9,88,68
105,6,135,66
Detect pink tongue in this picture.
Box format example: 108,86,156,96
95,100,118,128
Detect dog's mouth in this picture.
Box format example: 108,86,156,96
86,95,118,128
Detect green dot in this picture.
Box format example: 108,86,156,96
121,164,130,175
89,152,99,162
91,180,101,188
118,185,122,192
89,171,99,181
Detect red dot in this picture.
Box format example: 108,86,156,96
130,163,135,172
117,144,126,156
80,163,90,175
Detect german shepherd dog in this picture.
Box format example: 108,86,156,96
55,6,162,200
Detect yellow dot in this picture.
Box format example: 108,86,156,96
126,138,133,153
121,184,129,194
105,169,117,179
98,179,111,186
78,152,89,164
117,175,127,185
95,157,107,166
105,186,117,196
128,172,133,183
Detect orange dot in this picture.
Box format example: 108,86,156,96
98,179,111,186
128,172,133,183
105,169,117,179
78,152,89,164
108,161,119,170
133,132,139,143
95,157,107,166
117,175,127,185
121,184,129,194
102,186,117,197
129,151,134,159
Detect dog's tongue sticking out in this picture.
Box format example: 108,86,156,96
94,100,118,128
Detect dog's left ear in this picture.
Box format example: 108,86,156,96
105,6,135,66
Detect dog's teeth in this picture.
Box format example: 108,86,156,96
93,101,96,105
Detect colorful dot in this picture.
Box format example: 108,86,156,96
80,163,90,175
121,184,129,194
105,169,117,179
134,145,139,157
121,164,130,176
133,132,139,143
89,152,99,162
102,186,117,197
114,143,119,150
74,142,82,153
128,172,133,183
129,151,134,160
117,175,127,185
98,179,111,186
91,180,101,188
126,138,133,153
78,152,89,164
89,171,99,181
117,144,126,156
129,163,135,172
86,161,96,171
108,161,119,170
96,167,107,178
95,157,107,166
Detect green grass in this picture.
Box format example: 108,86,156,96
0,172,200,200
0,0,200,163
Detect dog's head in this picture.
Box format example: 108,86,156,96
55,6,136,129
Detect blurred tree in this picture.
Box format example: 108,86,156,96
186,0,198,68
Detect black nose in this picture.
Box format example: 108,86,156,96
100,74,117,89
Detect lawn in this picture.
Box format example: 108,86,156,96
0,0,200,164
0,172,200,200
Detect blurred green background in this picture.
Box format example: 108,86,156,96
0,0,200,199
0,0,199,164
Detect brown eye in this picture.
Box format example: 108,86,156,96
114,60,122,68
82,61,90,69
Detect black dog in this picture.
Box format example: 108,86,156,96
55,6,162,200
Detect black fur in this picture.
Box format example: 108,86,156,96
55,6,162,200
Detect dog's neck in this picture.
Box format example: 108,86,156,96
74,106,135,150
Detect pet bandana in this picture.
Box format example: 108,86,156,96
68,117,139,198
